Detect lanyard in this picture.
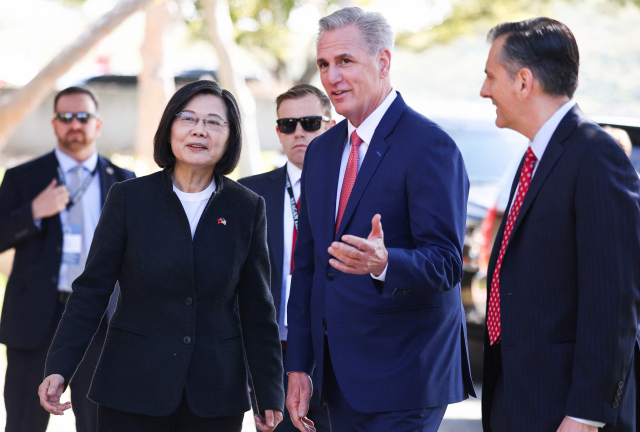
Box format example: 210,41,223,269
285,171,299,231
57,165,98,210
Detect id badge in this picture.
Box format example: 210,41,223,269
62,224,82,264
284,275,292,327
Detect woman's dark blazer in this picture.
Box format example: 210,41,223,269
45,169,284,418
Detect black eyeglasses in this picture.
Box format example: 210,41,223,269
276,116,330,134
54,112,99,124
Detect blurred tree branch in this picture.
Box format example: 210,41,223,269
396,0,553,51
0,0,153,151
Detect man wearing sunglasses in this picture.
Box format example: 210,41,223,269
0,85,134,432
239,84,334,432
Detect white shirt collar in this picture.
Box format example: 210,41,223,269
286,161,302,185
173,178,216,202
55,146,98,174
530,99,577,161
347,89,398,145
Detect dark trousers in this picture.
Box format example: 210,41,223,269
97,391,243,432
323,342,446,432
251,347,330,432
486,343,513,432
4,301,105,432
487,341,635,432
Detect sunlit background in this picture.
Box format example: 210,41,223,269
1,0,639,430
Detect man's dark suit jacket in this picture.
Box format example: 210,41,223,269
0,151,134,350
238,165,287,325
482,105,640,431
285,92,476,413
45,169,285,418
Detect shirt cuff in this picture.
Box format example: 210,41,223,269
33,219,42,229
370,263,388,282
567,416,605,428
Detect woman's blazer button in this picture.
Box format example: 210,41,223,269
183,336,192,344
185,297,193,306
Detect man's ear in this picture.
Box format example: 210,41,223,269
379,49,391,78
95,118,104,136
515,67,534,101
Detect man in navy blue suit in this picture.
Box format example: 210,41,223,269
479,18,640,431
239,84,334,432
0,86,134,432
284,7,475,432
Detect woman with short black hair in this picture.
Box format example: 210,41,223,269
39,80,284,432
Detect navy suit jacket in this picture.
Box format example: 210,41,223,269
481,105,640,431
0,151,134,350
238,165,287,324
285,93,476,413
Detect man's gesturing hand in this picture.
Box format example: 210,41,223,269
38,374,70,415
557,417,599,432
255,409,283,432
328,214,388,276
286,372,316,432
32,179,69,220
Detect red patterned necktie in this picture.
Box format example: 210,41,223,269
291,197,300,274
487,147,537,345
335,131,363,237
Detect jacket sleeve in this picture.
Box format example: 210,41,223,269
45,182,127,384
283,150,316,376
564,139,640,425
237,196,285,415
381,131,469,296
0,168,43,253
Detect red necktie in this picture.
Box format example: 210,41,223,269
335,131,363,237
291,197,300,274
487,147,537,345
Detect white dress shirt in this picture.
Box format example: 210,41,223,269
504,99,603,429
54,147,101,292
280,162,302,341
173,179,216,239
336,89,397,282
508,100,576,213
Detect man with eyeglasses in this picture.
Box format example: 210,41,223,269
239,84,334,432
0,85,134,432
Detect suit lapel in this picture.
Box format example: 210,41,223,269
322,121,349,250
508,106,580,240
487,155,525,288
334,93,406,240
335,135,389,240
43,151,63,237
97,155,116,207
264,166,286,309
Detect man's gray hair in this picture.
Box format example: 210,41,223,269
318,7,394,56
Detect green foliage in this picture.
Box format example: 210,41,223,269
187,0,338,78
54,0,88,6
230,0,297,62
609,0,640,6
396,0,554,51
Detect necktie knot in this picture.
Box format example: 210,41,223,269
350,130,363,150
69,166,84,193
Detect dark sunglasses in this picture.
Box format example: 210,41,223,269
276,116,330,134
55,112,99,124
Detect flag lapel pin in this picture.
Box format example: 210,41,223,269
218,218,227,225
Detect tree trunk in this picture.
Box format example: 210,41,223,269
0,0,153,152
297,56,319,85
202,0,264,177
135,0,177,164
